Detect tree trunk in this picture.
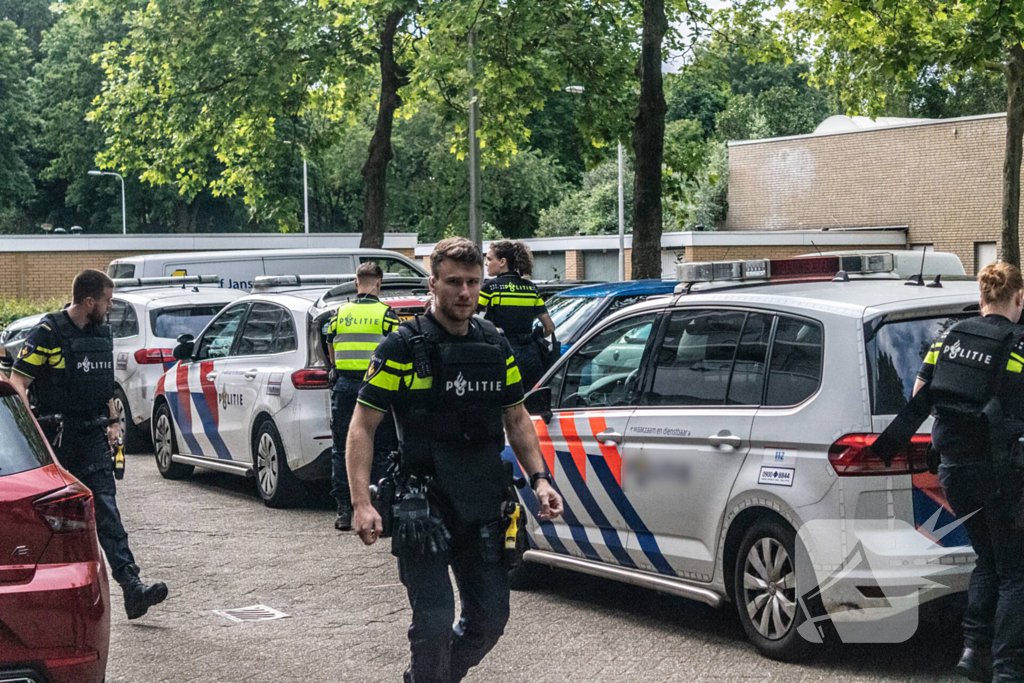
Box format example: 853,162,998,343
1002,43,1024,268
360,9,408,248
630,0,668,280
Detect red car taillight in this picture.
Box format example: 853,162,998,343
134,348,174,365
828,433,931,476
291,368,331,390
33,482,95,533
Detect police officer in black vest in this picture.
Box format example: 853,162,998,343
478,240,555,390
10,270,168,620
346,238,563,683
912,262,1024,682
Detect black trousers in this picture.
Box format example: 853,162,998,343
330,375,394,509
398,537,510,683
58,426,138,584
508,338,544,392
939,462,1024,680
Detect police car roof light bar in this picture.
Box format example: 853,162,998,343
113,275,221,289
674,252,896,288
252,274,358,291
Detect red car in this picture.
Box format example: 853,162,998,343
0,380,109,683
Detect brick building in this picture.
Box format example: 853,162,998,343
726,112,1015,275
0,233,417,300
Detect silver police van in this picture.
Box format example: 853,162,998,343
509,251,979,660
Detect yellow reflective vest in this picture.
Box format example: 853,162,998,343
328,295,399,372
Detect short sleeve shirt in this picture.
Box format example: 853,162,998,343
358,314,525,414
13,317,66,380
477,273,547,336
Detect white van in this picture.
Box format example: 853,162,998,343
107,248,426,290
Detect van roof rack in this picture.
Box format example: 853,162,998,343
113,275,221,289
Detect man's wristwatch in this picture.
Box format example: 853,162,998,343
530,472,553,490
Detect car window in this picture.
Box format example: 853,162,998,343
272,309,298,355
195,304,248,360
235,303,289,357
866,314,971,415
108,263,135,279
151,305,228,341
360,256,420,277
0,395,53,476
558,313,658,410
729,312,773,405
764,316,824,406
545,295,605,342
645,310,745,406
604,294,659,318
108,300,139,339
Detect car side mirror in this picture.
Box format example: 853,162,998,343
523,386,553,424
173,334,195,362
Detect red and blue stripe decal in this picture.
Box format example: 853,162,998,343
912,471,971,547
162,361,233,461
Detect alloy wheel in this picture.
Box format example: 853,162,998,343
742,537,797,640
257,433,279,496
155,413,173,469
115,396,127,437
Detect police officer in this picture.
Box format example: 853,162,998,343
327,261,401,530
478,240,555,390
913,262,1024,682
346,237,563,683
9,270,168,620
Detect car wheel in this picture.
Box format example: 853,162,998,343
253,420,301,509
153,402,193,480
114,387,148,453
733,518,811,662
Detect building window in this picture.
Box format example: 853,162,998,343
975,242,998,274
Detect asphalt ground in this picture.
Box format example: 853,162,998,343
106,451,967,682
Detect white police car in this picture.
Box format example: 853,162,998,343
110,276,245,451
510,251,980,660
151,275,428,508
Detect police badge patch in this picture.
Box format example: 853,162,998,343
364,354,384,381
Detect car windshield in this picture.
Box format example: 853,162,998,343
866,314,973,415
151,305,228,340
108,263,135,279
543,295,605,342
0,395,53,477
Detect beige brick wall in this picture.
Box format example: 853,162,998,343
565,250,584,280
0,250,164,301
683,244,899,263
623,248,633,280
726,115,1013,275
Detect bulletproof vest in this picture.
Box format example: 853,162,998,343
332,299,390,372
397,316,508,525
42,312,115,421
929,317,1020,421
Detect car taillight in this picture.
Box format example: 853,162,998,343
33,482,95,533
135,348,174,365
291,368,331,390
828,433,931,476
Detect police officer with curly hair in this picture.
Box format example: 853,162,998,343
9,270,168,620
346,238,563,683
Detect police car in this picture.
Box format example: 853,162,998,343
110,276,245,451
151,275,428,508
0,313,47,365
509,251,980,660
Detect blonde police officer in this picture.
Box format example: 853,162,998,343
328,261,400,530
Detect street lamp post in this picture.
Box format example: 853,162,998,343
468,29,481,249
564,86,625,281
283,142,310,234
88,170,126,235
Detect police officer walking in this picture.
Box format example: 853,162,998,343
9,270,168,620
327,261,400,530
346,238,563,683
478,240,555,390
913,262,1024,682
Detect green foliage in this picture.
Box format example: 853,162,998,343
537,161,634,237
0,297,66,328
0,20,35,224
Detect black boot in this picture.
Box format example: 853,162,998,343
956,647,993,683
335,503,353,531
120,573,168,620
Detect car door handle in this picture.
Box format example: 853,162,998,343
244,369,258,380
708,431,742,448
596,428,623,445
206,372,218,381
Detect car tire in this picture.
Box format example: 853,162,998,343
253,419,301,509
733,518,812,662
114,386,148,453
153,401,193,480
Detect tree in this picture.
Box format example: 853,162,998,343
0,20,35,230
791,0,1024,266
